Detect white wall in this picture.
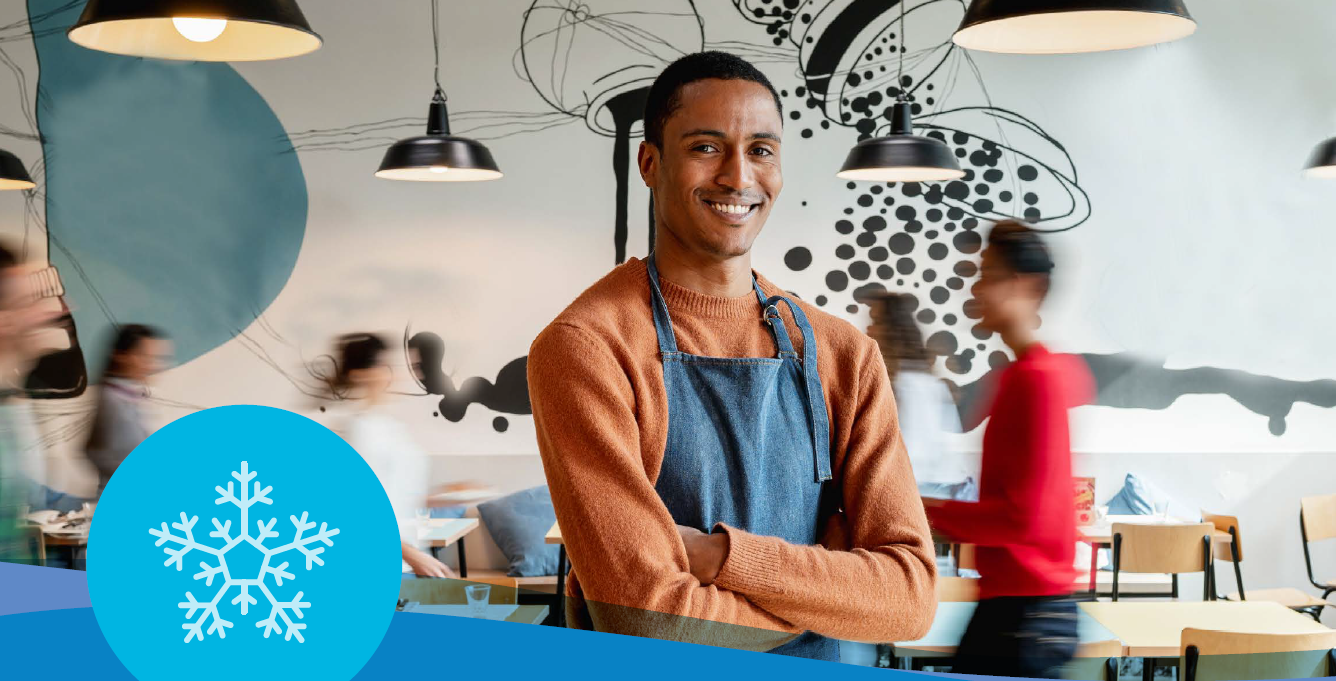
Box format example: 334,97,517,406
2,1,1335,604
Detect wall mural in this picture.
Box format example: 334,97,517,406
3,0,1335,456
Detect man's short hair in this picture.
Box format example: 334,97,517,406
643,51,783,149
987,220,1053,298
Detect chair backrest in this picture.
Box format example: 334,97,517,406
398,576,519,606
1113,522,1213,574
936,576,980,602
1301,495,1336,542
1181,628,1336,681
1062,639,1123,681
1201,511,1243,562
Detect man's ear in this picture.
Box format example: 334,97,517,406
637,140,658,189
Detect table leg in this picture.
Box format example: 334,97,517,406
1143,658,1155,681
1089,543,1099,594
555,544,567,628
456,540,468,579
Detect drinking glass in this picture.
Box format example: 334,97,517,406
465,584,490,618
1153,499,1171,523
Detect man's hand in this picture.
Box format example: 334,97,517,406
677,525,729,585
403,544,457,578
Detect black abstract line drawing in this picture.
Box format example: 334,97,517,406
516,0,705,264
744,0,1336,436
751,0,1091,385
952,353,1336,438
277,109,580,155
406,328,531,433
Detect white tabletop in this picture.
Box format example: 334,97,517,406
419,518,480,547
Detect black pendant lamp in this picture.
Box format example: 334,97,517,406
0,149,35,191
837,0,963,183
68,0,321,62
953,0,1196,54
1305,138,1336,179
376,0,501,182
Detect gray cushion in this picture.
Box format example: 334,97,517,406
476,486,559,577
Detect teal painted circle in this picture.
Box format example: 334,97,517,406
30,0,308,372
87,406,401,681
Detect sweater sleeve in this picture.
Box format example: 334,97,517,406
710,339,938,643
926,367,1059,546
529,322,801,651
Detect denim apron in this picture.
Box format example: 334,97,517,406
646,256,838,661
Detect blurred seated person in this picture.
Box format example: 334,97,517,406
323,333,488,579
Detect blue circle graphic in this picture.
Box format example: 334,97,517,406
88,405,402,681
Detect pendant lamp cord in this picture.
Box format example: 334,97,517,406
897,0,907,103
431,0,444,97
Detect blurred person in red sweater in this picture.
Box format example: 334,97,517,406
925,220,1094,678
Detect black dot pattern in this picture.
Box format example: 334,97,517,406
757,0,1080,379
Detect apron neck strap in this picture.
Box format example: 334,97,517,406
763,295,833,482
645,255,680,354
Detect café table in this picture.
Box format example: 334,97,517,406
1079,600,1332,681
421,518,480,577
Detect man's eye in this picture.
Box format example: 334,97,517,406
693,144,718,153
752,147,774,157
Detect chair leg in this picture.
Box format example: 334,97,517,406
1229,528,1244,600
1113,534,1122,602
1203,535,1213,601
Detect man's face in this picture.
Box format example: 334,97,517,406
971,246,1040,334
639,78,783,260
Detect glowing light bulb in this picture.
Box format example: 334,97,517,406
429,166,450,174
172,17,228,43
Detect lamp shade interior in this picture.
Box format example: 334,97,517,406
1304,137,1336,179
68,0,321,61
375,136,503,183
837,131,965,184
0,149,35,191
954,1,1196,54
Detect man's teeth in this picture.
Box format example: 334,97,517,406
709,202,754,215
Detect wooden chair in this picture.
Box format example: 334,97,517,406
1203,511,1327,621
1301,495,1336,601
1112,522,1214,601
1181,628,1336,681
398,575,519,606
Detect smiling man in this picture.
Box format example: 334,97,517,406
528,52,936,660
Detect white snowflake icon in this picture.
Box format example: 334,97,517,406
148,461,340,643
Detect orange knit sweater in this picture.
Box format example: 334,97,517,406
528,258,936,650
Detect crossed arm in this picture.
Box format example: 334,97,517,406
529,323,937,647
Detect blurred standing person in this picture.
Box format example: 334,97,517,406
864,292,972,496
0,242,67,564
324,333,455,579
84,324,171,498
924,221,1093,678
